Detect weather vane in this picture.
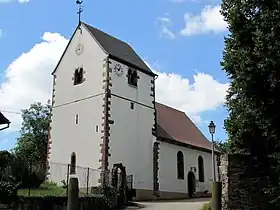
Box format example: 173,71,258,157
76,0,84,23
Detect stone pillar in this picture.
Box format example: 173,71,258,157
220,155,229,209
220,154,267,210
212,182,222,210
67,176,79,210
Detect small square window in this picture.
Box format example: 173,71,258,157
73,67,84,85
130,102,134,110
75,114,79,124
96,125,99,132
127,68,138,87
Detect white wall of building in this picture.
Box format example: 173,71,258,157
48,23,218,195
158,141,218,194
108,59,155,190
53,24,106,106
49,24,107,187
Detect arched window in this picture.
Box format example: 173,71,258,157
198,156,204,182
70,152,76,174
177,151,184,180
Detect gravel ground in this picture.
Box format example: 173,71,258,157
125,198,211,210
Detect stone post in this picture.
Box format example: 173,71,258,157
212,182,222,210
67,176,79,210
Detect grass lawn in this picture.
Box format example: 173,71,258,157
17,183,66,197
17,182,98,197
18,187,66,197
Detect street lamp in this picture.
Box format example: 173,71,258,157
208,121,216,182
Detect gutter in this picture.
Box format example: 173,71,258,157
0,122,10,131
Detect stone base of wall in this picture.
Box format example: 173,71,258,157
220,154,278,210
132,189,211,201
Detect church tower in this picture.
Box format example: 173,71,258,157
47,21,157,191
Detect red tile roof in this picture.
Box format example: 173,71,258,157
155,102,214,152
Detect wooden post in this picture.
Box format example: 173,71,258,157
212,181,222,210
67,176,79,210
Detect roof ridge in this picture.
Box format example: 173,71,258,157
81,21,154,75
156,102,185,114
81,21,131,47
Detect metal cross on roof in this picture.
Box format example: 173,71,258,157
76,0,84,23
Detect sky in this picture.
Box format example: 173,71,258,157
0,0,229,150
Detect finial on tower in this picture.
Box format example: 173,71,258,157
76,0,84,23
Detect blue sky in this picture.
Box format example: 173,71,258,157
0,0,229,150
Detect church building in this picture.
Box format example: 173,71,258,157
47,21,219,200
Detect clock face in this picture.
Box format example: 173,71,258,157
75,44,84,56
114,63,123,76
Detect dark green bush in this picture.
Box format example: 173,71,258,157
9,156,45,188
17,196,107,210
201,202,211,210
0,181,20,209
91,184,118,208
0,151,13,180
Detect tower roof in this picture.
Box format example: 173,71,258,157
52,22,156,76
82,22,155,76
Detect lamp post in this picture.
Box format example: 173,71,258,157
209,121,221,210
208,121,216,183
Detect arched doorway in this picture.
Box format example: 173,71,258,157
187,171,196,198
111,163,128,207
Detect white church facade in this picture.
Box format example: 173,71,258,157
47,21,220,200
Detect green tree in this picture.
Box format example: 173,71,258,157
13,101,51,166
214,140,229,154
0,150,12,180
221,0,280,206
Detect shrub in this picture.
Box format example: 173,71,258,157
91,184,118,208
10,156,45,188
61,180,68,189
0,151,13,180
0,181,20,209
201,202,211,210
16,196,107,210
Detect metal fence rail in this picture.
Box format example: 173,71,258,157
12,162,132,197
48,162,102,195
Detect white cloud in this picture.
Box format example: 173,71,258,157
180,5,227,36
0,32,68,131
157,17,176,40
0,29,2,38
145,62,229,123
0,31,228,132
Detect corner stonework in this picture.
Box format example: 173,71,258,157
153,142,160,197
151,78,157,136
47,75,56,173
221,154,268,209
151,74,159,197
99,58,114,184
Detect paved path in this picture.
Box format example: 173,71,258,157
126,198,210,210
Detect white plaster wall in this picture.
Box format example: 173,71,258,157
158,141,219,194
49,24,107,187
109,97,154,190
109,59,154,107
108,59,155,190
49,96,104,188
53,24,107,107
